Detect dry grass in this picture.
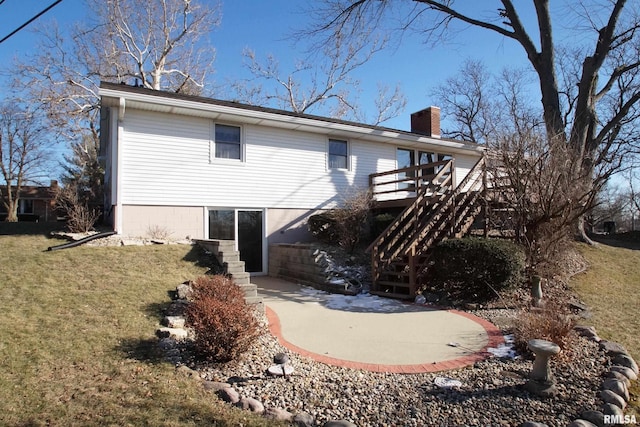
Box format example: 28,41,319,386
0,224,280,426
511,303,578,363
570,239,640,418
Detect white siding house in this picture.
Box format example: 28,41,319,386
99,82,484,274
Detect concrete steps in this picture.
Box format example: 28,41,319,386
194,239,263,307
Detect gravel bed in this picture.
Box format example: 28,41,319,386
183,308,608,427
69,233,616,425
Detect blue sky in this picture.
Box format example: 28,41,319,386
0,0,542,132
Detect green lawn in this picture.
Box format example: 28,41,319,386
570,239,640,417
0,225,278,426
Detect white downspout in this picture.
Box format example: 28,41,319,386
113,97,125,234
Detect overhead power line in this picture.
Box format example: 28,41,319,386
0,0,63,45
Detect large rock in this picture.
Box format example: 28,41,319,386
293,412,315,427
323,421,357,427
598,340,628,356
600,389,627,410
176,282,193,300
520,423,549,427
203,381,231,393
606,371,631,387
163,316,186,328
612,354,639,375
165,300,189,316
567,420,598,427
156,327,188,341
573,325,600,342
236,397,264,414
157,337,178,351
580,410,605,427
601,402,625,418
175,365,200,380
610,365,638,381
602,378,629,402
218,387,240,404
264,407,293,422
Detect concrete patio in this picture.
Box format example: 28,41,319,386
253,276,505,373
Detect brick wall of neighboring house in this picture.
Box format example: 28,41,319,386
0,181,60,222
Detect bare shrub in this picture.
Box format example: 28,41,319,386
308,189,373,253
147,225,172,240
185,275,259,362
54,184,100,233
512,302,578,362
487,133,598,275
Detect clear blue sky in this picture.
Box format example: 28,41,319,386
0,0,541,132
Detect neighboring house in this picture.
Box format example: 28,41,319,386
99,82,485,282
0,181,60,222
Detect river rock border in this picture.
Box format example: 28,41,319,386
155,282,637,427
157,282,347,426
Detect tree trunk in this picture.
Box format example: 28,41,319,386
5,201,18,222
576,215,597,246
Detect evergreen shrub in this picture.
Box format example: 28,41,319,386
427,237,525,302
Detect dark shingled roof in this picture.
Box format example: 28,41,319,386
99,81,478,146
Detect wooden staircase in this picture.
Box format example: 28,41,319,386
369,156,486,299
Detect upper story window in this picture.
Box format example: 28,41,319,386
214,124,242,160
328,139,348,170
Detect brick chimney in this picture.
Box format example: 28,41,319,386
410,106,440,138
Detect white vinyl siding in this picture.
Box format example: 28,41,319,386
119,110,393,209
118,109,481,210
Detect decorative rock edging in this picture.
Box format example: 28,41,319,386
520,327,638,427
156,282,638,426
560,327,638,427
520,326,638,427
157,281,351,426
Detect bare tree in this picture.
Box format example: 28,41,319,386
589,183,630,230
11,0,220,207
429,59,495,143
486,131,599,273
307,0,640,240
0,103,52,222
230,27,406,125
87,0,219,93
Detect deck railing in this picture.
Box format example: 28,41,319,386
369,159,453,202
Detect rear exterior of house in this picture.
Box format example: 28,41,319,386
99,82,484,276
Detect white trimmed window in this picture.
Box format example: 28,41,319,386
214,124,242,160
328,139,348,170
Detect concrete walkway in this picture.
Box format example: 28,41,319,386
253,276,505,373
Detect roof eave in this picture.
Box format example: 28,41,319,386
99,85,485,156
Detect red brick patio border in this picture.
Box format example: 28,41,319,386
265,305,505,374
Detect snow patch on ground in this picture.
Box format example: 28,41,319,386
298,286,422,313
487,334,518,359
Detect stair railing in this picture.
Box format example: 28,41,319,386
370,159,454,283
370,155,487,291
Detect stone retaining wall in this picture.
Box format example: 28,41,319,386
268,243,326,287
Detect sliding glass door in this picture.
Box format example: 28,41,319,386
208,209,265,274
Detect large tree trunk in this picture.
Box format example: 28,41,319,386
576,215,596,245
5,200,18,222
